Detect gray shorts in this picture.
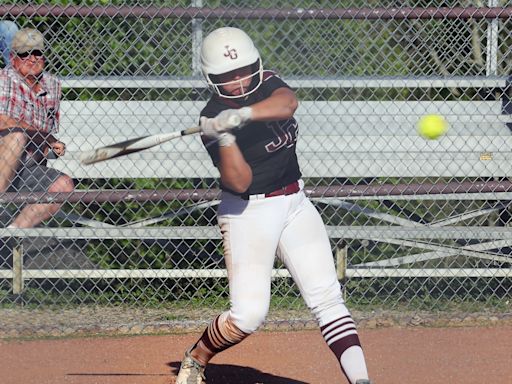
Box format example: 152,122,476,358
0,128,65,192
9,158,64,193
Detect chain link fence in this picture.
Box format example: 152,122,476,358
0,1,511,336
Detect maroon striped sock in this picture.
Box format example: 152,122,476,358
321,315,361,359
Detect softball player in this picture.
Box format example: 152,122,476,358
175,27,372,384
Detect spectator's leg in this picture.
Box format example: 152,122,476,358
0,131,26,192
10,174,74,228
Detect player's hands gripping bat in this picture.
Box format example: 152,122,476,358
200,107,252,146
200,107,252,137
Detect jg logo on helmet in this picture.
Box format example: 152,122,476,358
223,46,238,60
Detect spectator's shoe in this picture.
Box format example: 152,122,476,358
356,380,373,384
176,348,206,384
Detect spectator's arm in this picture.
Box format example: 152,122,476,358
0,114,57,144
0,113,32,130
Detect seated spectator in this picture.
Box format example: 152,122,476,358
0,28,73,234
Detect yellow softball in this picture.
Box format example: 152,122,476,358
417,114,448,140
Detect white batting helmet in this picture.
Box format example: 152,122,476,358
200,27,263,98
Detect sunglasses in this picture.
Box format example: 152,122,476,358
17,50,44,59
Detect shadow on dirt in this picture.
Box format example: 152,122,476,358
168,361,309,384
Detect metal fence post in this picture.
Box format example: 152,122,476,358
486,0,499,76
12,240,23,295
336,243,347,282
191,0,203,76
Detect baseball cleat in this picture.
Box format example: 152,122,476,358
176,349,206,384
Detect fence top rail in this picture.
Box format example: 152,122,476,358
60,76,510,90
1,5,511,20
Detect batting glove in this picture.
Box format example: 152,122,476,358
200,116,237,147
200,116,222,138
215,107,252,130
200,107,252,136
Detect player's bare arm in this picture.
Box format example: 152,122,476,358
217,144,252,193
249,87,298,121
200,113,253,193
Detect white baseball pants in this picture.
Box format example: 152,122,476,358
217,184,352,333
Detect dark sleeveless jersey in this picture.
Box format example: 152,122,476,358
201,70,301,196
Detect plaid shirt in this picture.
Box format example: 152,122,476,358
0,67,61,133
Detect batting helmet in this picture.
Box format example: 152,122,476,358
200,27,263,98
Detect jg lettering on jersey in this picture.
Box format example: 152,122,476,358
264,119,298,153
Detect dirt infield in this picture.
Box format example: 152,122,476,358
1,325,511,384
